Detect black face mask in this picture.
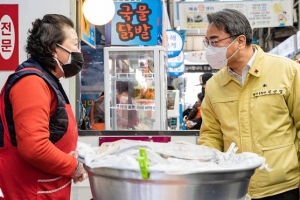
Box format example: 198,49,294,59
56,44,84,78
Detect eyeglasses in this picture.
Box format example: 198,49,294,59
56,43,71,53
56,41,81,52
203,34,240,47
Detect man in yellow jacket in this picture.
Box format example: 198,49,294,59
198,8,300,199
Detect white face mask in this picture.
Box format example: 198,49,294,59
53,57,65,74
205,38,239,69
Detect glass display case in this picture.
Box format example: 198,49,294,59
104,46,168,130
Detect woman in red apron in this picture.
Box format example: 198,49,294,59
0,14,87,199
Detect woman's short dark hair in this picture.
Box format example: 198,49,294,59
26,14,74,72
207,9,252,46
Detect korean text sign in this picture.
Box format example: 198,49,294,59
79,0,96,48
111,0,162,46
0,4,19,71
166,30,184,58
177,0,293,34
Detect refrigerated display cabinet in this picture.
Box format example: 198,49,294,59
104,46,168,130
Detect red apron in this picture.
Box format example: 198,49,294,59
0,104,78,200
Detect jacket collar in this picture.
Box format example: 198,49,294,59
220,45,264,86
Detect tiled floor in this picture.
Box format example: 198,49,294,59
71,180,93,200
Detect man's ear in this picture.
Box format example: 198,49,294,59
237,35,247,50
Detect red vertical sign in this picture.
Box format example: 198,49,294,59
0,5,18,71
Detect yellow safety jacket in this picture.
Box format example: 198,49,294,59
198,45,300,198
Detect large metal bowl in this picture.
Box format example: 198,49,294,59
84,165,258,200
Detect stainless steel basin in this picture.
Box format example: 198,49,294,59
84,165,257,200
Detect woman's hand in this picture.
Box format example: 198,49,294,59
186,120,196,129
72,162,88,184
69,151,88,184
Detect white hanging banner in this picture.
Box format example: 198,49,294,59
297,30,300,53
277,35,296,58
177,0,293,34
168,63,185,77
166,30,184,58
168,51,184,68
184,51,207,63
268,46,278,55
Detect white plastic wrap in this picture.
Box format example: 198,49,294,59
77,140,269,174
153,141,218,161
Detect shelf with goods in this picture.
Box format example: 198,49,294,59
111,102,155,111
111,72,155,81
